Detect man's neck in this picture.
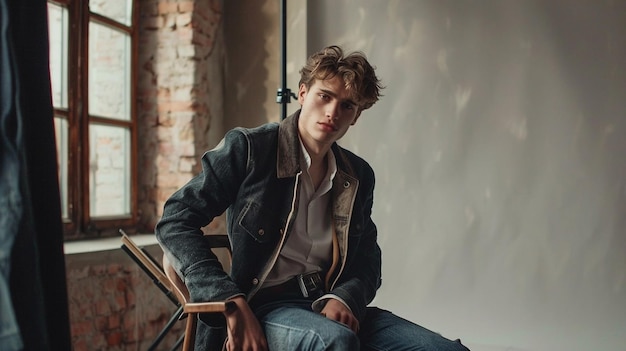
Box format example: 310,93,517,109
307,147,327,166
307,149,328,191
298,133,330,162
298,138,330,191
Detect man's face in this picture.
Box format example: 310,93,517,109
297,76,361,153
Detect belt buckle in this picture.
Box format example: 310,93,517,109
296,271,322,298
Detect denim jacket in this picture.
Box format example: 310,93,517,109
156,110,382,322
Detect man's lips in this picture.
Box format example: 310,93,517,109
318,122,338,132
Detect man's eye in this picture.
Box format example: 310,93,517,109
319,94,329,100
343,103,354,110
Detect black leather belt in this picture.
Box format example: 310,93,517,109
250,272,324,309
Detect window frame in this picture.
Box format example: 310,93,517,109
49,0,138,239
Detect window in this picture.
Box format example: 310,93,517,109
48,0,137,239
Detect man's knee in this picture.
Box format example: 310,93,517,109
439,337,471,351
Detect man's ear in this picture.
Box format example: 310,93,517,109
297,83,308,105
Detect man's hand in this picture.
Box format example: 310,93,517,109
223,296,268,351
320,298,360,333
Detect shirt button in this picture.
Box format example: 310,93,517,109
252,278,259,285
258,228,265,236
343,181,350,188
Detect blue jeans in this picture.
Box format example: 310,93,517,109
254,300,470,351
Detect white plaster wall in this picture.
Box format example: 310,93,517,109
305,1,626,350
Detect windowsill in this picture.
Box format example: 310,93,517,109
64,234,158,255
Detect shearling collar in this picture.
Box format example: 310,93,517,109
276,110,302,178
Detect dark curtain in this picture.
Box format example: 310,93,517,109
0,0,71,349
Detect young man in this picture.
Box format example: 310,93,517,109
156,46,469,350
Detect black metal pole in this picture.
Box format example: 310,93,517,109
277,0,290,120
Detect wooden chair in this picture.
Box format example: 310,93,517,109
162,234,235,351
120,230,234,351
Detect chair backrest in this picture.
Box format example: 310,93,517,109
162,234,232,305
119,230,176,302
121,230,234,351
160,234,234,351
163,254,190,304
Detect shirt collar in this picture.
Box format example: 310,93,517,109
298,137,337,191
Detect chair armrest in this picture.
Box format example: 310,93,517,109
183,300,236,314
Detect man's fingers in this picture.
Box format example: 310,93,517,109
343,314,359,333
321,310,359,333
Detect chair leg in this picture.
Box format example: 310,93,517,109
182,313,197,351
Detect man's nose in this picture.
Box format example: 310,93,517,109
326,101,340,120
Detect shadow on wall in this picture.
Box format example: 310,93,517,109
223,0,276,129
307,0,626,350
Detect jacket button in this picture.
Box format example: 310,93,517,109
252,278,259,285
258,229,265,236
343,181,350,188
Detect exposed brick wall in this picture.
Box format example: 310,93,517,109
137,0,225,231
65,1,228,349
63,0,308,347
66,246,183,351
63,1,282,349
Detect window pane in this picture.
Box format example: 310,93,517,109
89,124,130,217
89,21,131,120
90,0,133,26
54,117,69,219
48,3,69,109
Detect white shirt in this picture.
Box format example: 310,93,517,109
263,139,336,287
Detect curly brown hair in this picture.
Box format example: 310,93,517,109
298,45,384,111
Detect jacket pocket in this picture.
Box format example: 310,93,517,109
237,201,280,244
